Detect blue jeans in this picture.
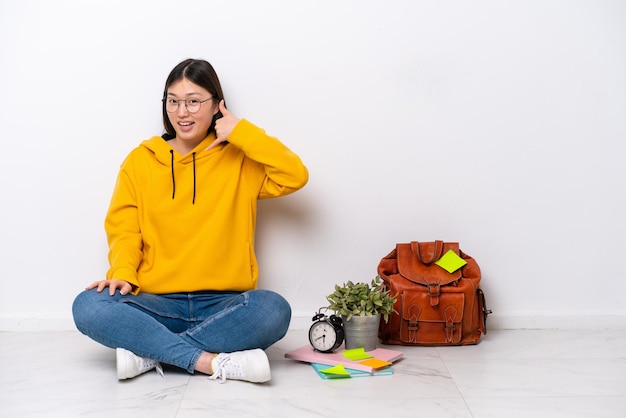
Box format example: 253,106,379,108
72,289,291,373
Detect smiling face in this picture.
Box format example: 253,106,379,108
165,78,220,149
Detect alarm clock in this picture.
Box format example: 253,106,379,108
308,309,344,353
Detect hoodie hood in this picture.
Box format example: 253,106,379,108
140,134,218,165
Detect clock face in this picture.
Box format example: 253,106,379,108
309,321,338,352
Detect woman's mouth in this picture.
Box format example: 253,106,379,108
178,121,194,132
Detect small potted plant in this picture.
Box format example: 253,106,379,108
326,275,397,351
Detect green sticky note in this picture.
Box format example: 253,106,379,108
435,249,467,273
319,363,351,377
343,348,374,361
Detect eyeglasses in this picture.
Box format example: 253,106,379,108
163,97,213,113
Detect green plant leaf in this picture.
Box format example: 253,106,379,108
326,277,398,319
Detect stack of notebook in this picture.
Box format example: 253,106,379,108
284,345,403,379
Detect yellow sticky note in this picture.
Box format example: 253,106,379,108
343,348,374,361
358,358,392,370
435,249,467,273
319,363,351,377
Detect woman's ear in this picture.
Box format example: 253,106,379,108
213,101,222,118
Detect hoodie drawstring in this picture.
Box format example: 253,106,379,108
192,152,197,205
170,150,176,200
169,150,197,205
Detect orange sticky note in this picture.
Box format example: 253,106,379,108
358,358,392,370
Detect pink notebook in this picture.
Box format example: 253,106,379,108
285,345,403,373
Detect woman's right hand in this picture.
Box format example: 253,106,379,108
86,279,133,296
205,100,240,151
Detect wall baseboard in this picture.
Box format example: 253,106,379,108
290,313,626,331
2,313,625,332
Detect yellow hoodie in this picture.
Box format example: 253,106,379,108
105,119,308,294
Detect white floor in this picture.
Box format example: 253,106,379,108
1,329,625,417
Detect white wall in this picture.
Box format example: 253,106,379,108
1,0,625,331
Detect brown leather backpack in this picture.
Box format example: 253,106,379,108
377,241,490,346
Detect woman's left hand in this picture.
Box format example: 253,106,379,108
86,279,133,296
205,100,240,151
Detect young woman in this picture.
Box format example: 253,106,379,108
72,58,308,383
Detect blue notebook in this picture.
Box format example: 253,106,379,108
311,363,394,379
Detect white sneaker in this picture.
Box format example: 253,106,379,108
116,348,164,380
209,348,271,383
